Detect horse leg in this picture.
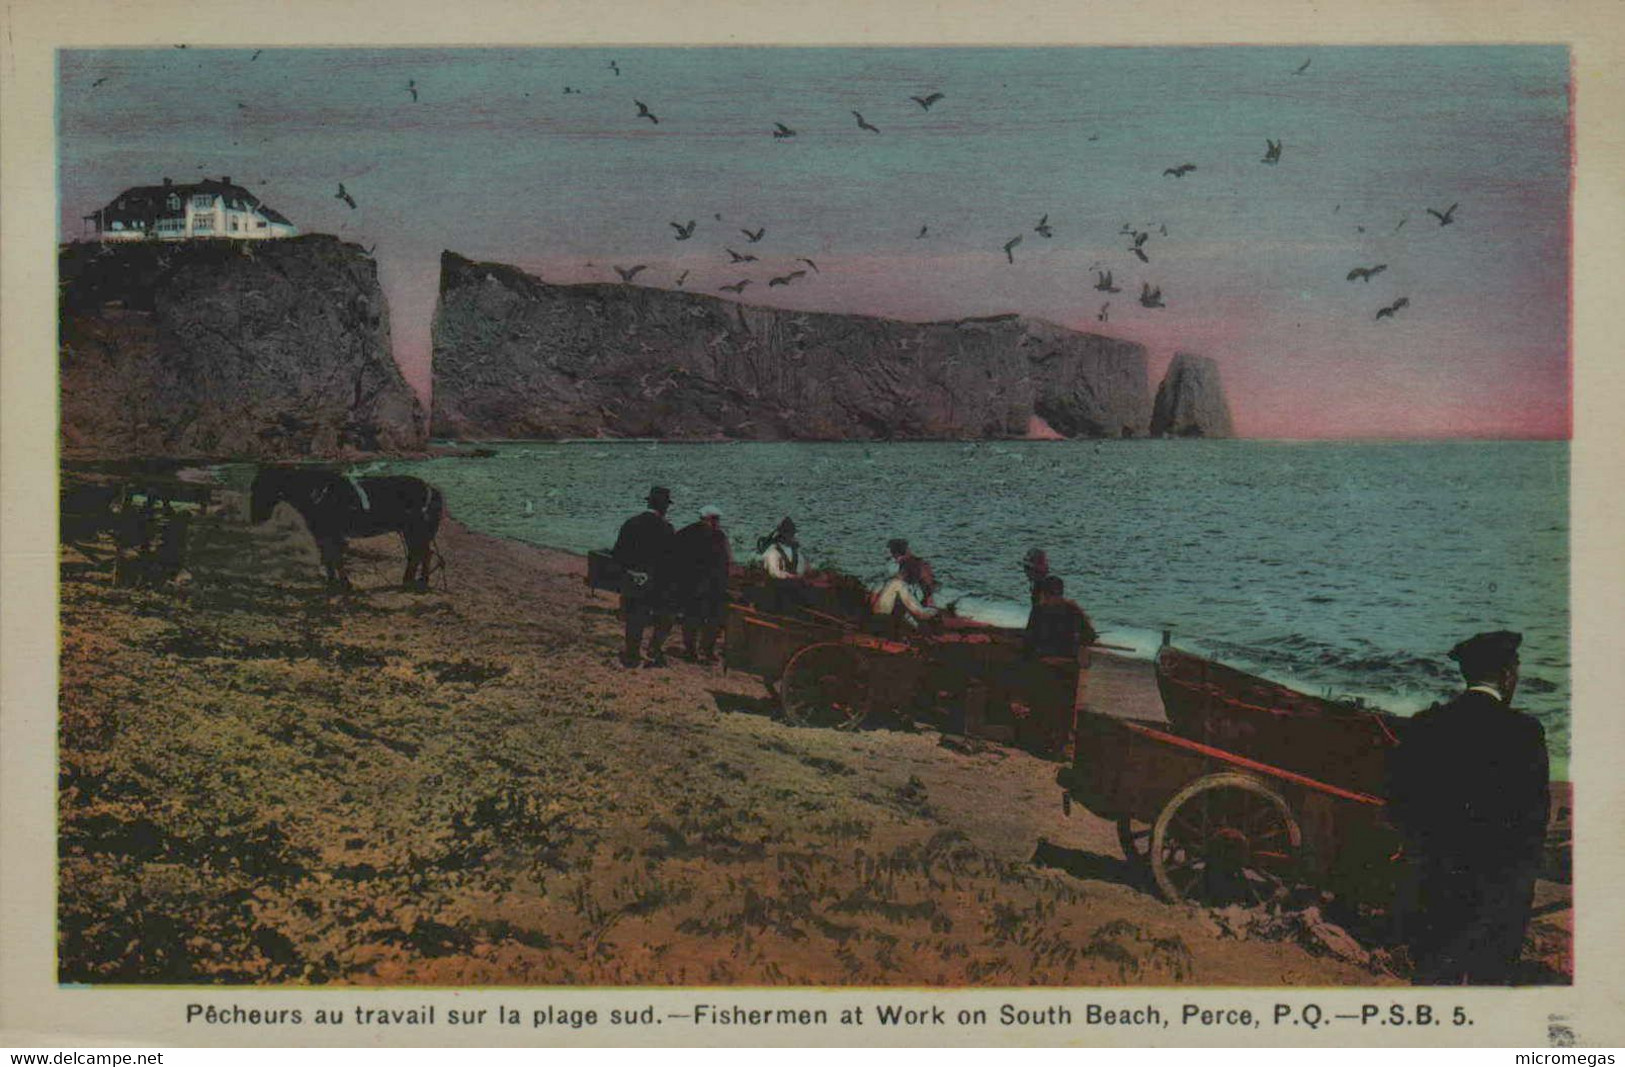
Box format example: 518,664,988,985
319,537,350,592
402,539,424,590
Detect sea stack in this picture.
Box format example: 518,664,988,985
1149,352,1236,438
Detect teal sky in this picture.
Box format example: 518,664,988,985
58,46,1571,438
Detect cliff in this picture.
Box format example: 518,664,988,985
59,236,425,459
430,252,1154,440
1149,352,1236,439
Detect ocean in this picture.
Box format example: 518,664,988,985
375,439,1570,771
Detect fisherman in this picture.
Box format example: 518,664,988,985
870,563,937,635
611,486,677,668
674,505,732,663
1386,630,1550,985
887,538,939,607
758,517,808,613
1004,575,1099,754
1021,548,1050,607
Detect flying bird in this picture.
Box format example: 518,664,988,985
335,183,356,209
1262,139,1282,165
251,49,263,61
635,100,659,124
91,76,109,88
1395,215,1410,231
406,79,418,102
1097,302,1110,323
1034,214,1053,238
917,224,929,239
675,270,689,287
563,86,580,94
614,264,647,283
773,122,796,139
910,92,945,110
608,59,620,76
1375,296,1411,320
1346,264,1388,283
1294,57,1312,74
851,110,879,133
1139,283,1165,308
1130,246,1149,264
741,227,765,243
1094,270,1120,293
768,270,807,287
797,257,819,273
670,220,696,240
1163,163,1197,178
1002,235,1022,263
720,280,751,294
726,248,758,263
1427,202,1459,226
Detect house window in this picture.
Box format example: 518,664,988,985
194,216,214,231
256,221,267,229
230,219,239,231
192,194,215,208
167,194,181,210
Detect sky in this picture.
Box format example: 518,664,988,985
57,46,1571,439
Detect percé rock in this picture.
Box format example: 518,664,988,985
431,252,1153,440
59,235,425,459
1149,351,1235,439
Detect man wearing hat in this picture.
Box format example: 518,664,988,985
1021,548,1050,608
673,505,732,663
758,517,808,614
1386,630,1550,984
611,486,677,667
887,538,938,607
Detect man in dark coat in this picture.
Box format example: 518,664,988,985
611,486,676,667
1002,575,1099,754
674,505,732,663
1387,630,1550,985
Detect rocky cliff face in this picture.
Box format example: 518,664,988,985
59,236,425,459
431,252,1154,440
1149,352,1236,439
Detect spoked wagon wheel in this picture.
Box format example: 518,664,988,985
1117,817,1152,873
1149,773,1302,906
779,642,872,730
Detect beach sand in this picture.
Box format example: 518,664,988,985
55,475,1570,986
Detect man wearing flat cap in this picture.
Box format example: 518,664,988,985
1387,630,1550,984
611,486,677,667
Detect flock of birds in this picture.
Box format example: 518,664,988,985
95,50,1469,330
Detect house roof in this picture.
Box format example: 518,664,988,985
90,178,295,230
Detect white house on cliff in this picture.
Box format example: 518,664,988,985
83,177,298,242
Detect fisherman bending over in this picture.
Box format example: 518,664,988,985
887,538,938,607
612,486,677,668
1387,630,1549,985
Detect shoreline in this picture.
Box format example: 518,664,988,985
53,470,1571,985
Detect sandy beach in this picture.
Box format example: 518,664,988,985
55,471,1571,986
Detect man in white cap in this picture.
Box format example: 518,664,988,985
1387,630,1550,984
673,504,732,663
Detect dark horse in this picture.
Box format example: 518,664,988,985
250,468,444,590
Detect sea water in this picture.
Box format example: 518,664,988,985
379,440,1570,770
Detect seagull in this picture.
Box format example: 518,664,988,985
741,227,765,243
1094,270,1120,293
335,183,356,209
670,220,696,240
1130,246,1149,264
773,122,796,139
91,76,109,88
564,86,580,94
720,280,751,294
1163,163,1197,178
1262,139,1282,165
1097,302,1110,322
1375,296,1410,320
1139,283,1165,308
1034,214,1053,238
1427,202,1459,226
797,257,820,273
726,248,758,263
852,110,879,133
1294,57,1312,74
251,49,263,61
614,264,647,283
608,59,620,76
768,270,807,287
1003,235,1022,263
909,92,945,110
1395,215,1410,231
1346,264,1388,283
917,224,929,239
635,100,659,124
406,79,418,102
675,270,689,287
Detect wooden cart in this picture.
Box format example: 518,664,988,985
1059,710,1398,907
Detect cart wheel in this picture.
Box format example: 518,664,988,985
1149,773,1302,906
1117,817,1152,872
779,642,871,730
